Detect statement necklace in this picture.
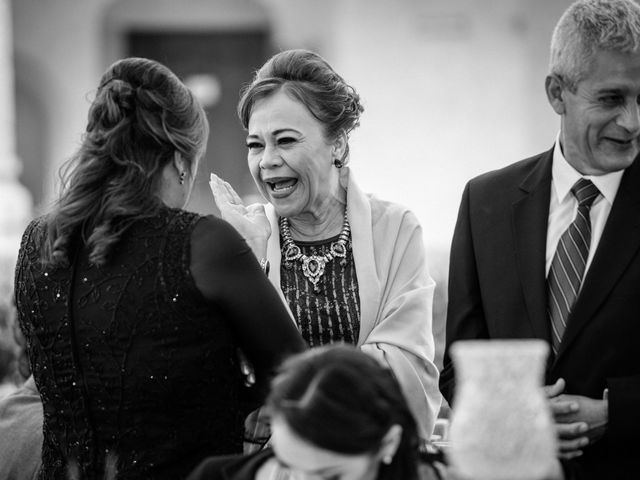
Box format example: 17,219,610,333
280,211,351,290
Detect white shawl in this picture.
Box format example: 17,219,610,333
265,168,441,438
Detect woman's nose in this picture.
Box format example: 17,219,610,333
259,145,283,169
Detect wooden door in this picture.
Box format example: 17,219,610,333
129,31,269,214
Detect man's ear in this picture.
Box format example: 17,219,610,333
545,74,566,115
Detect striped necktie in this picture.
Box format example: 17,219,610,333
547,178,600,355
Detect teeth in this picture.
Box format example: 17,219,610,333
268,179,297,191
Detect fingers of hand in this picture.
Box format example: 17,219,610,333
209,173,224,192
556,421,588,439
558,449,584,460
246,204,269,225
247,203,266,215
223,180,243,204
209,177,228,204
558,435,589,453
557,424,588,459
544,378,566,398
549,398,579,416
210,174,239,205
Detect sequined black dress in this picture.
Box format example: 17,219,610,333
15,207,305,479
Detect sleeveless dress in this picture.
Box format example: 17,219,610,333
15,207,304,479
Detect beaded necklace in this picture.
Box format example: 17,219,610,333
279,211,351,290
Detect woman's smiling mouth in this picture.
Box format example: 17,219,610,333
265,177,298,195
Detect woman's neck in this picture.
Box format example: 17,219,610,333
285,200,346,242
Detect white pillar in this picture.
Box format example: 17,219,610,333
0,0,32,305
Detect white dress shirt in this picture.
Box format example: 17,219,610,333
545,136,624,279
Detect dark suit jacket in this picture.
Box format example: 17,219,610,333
440,147,640,479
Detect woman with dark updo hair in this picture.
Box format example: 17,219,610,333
14,57,306,479
188,345,446,480
210,49,441,441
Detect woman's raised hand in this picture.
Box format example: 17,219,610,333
209,173,271,260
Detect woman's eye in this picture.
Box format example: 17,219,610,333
246,142,263,150
277,137,296,146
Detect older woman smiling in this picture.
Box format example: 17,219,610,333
210,49,441,440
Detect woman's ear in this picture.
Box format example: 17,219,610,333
545,74,566,115
379,424,403,464
332,131,348,164
173,151,186,176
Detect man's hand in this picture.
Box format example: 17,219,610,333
544,378,608,459
551,394,608,442
544,377,567,398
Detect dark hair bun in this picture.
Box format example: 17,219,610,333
99,79,136,128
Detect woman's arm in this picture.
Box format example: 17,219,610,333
190,216,306,393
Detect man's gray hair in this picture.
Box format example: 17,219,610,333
549,0,640,91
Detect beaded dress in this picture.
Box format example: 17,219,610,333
15,206,304,479
280,229,361,347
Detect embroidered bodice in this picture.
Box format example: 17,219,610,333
280,233,360,347
15,207,304,479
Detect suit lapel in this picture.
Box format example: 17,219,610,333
557,159,640,358
512,149,553,341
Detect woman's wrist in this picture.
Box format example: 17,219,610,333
246,236,268,263
259,258,270,276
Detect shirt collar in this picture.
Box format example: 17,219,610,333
552,133,624,206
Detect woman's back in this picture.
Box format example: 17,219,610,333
16,207,248,479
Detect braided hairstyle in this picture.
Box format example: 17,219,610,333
266,345,421,480
43,57,208,267
238,49,363,165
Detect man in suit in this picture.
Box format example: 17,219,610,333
440,0,640,477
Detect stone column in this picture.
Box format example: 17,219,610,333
0,0,32,306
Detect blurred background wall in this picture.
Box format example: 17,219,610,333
3,0,578,370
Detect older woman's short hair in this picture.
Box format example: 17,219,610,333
549,0,640,92
237,50,364,163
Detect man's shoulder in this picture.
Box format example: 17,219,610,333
469,150,551,190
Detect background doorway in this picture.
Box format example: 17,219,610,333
129,31,270,214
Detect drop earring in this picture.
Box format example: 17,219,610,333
179,171,186,185
333,158,344,169
382,454,393,465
